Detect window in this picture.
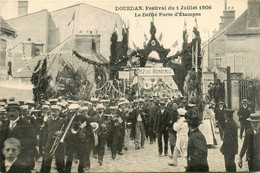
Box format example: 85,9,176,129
226,53,243,73
0,39,7,67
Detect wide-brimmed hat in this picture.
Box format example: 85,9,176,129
247,113,260,122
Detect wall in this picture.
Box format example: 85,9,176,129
205,34,260,79
7,10,50,52
50,3,122,60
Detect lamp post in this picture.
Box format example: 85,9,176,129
214,54,231,108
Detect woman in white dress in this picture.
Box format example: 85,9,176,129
199,104,217,146
168,108,189,166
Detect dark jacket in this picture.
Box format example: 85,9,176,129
0,158,31,173
167,109,178,134
42,116,67,153
132,107,147,128
0,118,37,162
220,119,238,155
215,108,226,127
240,128,260,171
186,128,208,172
154,109,171,133
237,106,250,121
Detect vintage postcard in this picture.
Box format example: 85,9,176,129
0,0,259,172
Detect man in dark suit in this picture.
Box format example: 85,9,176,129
1,137,31,173
215,101,226,140
220,108,238,172
0,102,37,171
167,102,178,157
238,113,260,172
186,114,209,172
154,101,170,156
237,99,251,139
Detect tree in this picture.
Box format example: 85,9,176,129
31,58,52,103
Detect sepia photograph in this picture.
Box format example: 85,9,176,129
0,0,259,172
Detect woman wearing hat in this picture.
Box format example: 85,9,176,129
238,113,260,172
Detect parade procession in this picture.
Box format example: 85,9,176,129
0,0,260,172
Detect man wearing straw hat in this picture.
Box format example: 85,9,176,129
238,113,260,172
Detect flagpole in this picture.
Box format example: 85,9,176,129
195,40,198,72
72,12,75,37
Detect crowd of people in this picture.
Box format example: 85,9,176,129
0,95,259,173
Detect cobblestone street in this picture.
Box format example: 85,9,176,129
33,129,249,172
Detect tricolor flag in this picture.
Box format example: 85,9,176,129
114,22,118,34
132,42,137,49
144,33,148,41
67,12,75,26
171,40,178,48
195,17,198,29
158,32,163,41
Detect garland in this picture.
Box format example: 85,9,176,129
72,49,129,67
72,49,185,67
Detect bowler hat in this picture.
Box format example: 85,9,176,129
224,108,235,117
185,116,201,126
247,113,260,122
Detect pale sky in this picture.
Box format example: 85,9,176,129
0,0,248,54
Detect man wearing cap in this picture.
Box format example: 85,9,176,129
0,102,37,171
220,108,238,172
115,101,126,155
238,113,260,172
89,98,99,117
215,101,226,140
186,115,209,172
90,104,109,165
237,99,251,139
146,99,157,144
154,101,171,156
65,104,80,173
132,98,147,149
68,106,94,172
40,105,67,173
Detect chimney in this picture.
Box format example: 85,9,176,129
74,31,101,55
219,5,235,30
22,38,35,58
247,0,260,28
18,0,28,16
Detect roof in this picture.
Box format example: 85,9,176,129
0,16,16,37
226,10,260,35
12,36,109,79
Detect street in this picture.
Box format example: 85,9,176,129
33,129,249,172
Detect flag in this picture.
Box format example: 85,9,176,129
114,22,118,34
195,17,198,29
144,33,148,41
67,11,75,26
158,32,163,41
132,42,137,49
184,19,187,30
171,40,178,48
183,20,188,41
